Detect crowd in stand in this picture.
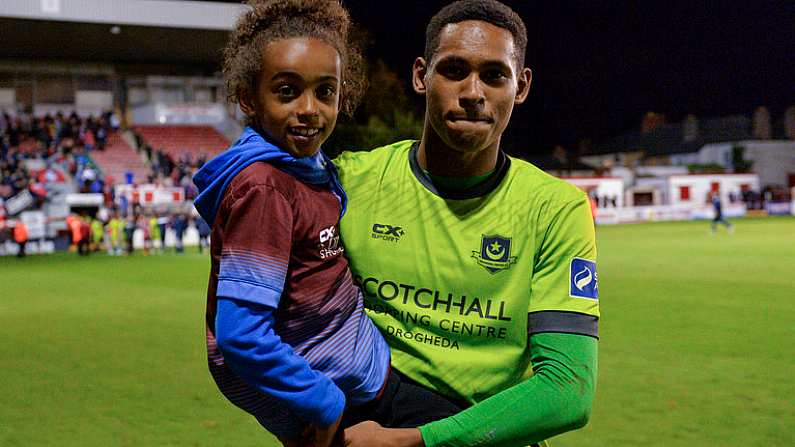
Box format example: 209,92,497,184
0,110,116,204
132,132,207,201
2,110,213,212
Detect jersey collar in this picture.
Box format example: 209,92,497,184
408,141,511,199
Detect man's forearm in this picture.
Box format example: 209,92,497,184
419,333,598,447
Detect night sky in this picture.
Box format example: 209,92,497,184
223,0,795,156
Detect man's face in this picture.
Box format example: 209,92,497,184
241,37,341,158
414,20,531,154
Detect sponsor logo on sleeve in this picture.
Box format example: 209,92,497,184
570,257,598,300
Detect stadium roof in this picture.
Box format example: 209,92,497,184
1,0,244,30
0,0,247,68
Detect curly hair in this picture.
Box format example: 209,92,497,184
425,0,528,68
223,0,366,119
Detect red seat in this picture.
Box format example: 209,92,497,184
133,125,230,160
91,132,149,184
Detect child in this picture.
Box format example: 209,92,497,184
193,1,460,446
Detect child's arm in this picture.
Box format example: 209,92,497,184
216,296,346,429
343,333,597,447
214,182,345,430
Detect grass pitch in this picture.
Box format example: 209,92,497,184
1,217,793,446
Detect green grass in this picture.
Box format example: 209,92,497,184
555,217,795,447
2,218,794,446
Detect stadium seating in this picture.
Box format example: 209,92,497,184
90,132,149,184
133,125,230,158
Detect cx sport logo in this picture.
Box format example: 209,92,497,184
371,223,405,242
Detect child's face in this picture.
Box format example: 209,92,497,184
242,37,342,158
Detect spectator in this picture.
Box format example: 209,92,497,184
156,213,169,251
124,215,136,255
107,211,124,256
78,215,91,256
172,213,187,254
13,219,28,258
91,217,104,252
195,215,210,254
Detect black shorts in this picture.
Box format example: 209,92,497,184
342,368,465,429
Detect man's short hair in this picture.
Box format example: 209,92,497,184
424,0,528,68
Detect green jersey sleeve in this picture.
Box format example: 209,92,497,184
529,195,599,337
420,332,597,447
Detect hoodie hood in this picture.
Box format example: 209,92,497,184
193,126,347,226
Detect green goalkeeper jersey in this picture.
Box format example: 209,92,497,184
335,140,599,405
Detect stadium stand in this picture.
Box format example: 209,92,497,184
90,132,149,185
133,125,229,158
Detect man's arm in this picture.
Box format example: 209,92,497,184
344,332,596,447
419,332,597,446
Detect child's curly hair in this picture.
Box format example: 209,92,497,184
223,0,366,119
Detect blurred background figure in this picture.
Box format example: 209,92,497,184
172,213,187,254
90,216,104,252
709,190,734,234
13,219,27,258
156,213,170,252
124,215,136,255
148,214,162,254
195,215,210,254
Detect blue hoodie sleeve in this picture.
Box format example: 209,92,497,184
215,297,346,427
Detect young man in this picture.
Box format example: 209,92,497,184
334,1,599,446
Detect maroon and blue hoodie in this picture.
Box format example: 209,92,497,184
193,127,389,437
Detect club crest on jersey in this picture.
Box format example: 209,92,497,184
570,257,598,300
472,234,517,274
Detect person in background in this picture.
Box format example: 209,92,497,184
106,211,119,256
90,217,104,252
195,215,211,254
13,219,28,258
709,190,734,234
149,214,162,254
66,214,81,254
172,213,187,254
78,214,91,256
124,215,136,255
140,214,152,255
156,213,169,251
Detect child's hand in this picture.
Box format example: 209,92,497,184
277,436,305,447
308,412,343,447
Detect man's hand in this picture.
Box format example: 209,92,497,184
343,421,424,447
